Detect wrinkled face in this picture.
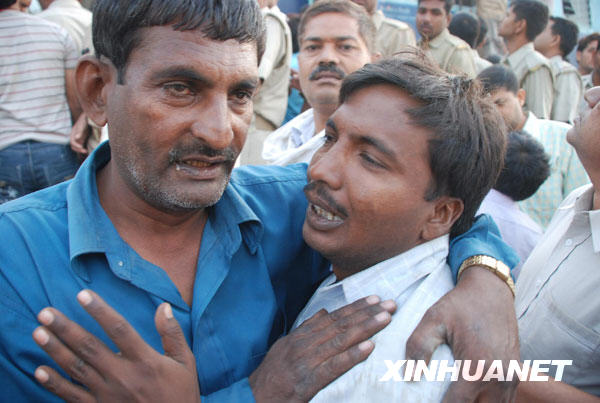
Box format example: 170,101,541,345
105,26,258,212
416,0,450,40
499,7,519,39
351,0,378,14
298,12,372,109
533,19,556,54
568,87,600,165
303,85,437,274
489,88,525,131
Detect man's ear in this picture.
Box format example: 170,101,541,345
420,196,464,241
516,88,526,106
75,55,113,127
514,18,526,37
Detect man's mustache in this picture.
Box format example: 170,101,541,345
308,63,346,81
168,142,237,164
303,180,348,218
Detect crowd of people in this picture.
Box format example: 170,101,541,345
0,0,599,401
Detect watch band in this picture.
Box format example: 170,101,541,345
457,255,516,297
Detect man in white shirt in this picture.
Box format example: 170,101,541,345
38,0,92,55
478,65,589,228
514,86,600,400
478,130,549,278
262,0,379,165
534,16,582,124
293,55,506,401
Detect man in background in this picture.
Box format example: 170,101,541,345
238,0,292,165
0,0,81,203
576,33,599,76
478,130,549,278
534,16,582,123
416,0,477,77
449,12,492,73
499,0,553,119
478,64,589,228
350,0,417,57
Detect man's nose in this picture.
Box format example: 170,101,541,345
308,142,343,190
190,96,234,150
317,43,341,65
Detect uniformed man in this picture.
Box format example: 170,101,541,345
534,16,582,124
350,0,416,57
238,0,292,165
499,0,553,119
416,0,477,77
448,12,493,73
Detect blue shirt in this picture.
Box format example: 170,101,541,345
0,142,517,402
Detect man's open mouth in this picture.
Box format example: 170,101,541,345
310,203,343,222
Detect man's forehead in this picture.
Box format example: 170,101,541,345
302,12,362,39
418,0,446,11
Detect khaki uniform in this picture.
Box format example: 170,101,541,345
419,29,477,78
504,43,554,119
549,55,582,124
371,10,416,58
240,6,292,166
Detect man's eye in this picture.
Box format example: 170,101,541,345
339,44,354,51
232,90,253,104
360,152,384,168
305,44,318,51
164,83,192,96
323,134,336,144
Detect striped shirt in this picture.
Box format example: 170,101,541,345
0,10,78,150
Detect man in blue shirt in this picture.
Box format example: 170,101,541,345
0,0,519,401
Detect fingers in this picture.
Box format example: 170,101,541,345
34,365,95,403
75,290,151,359
405,302,447,364
35,307,117,376
154,303,194,367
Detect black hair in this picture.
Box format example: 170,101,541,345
495,130,550,201
478,64,519,94
511,0,549,41
92,0,265,84
448,12,480,48
0,0,17,8
417,0,454,14
476,16,488,47
550,17,579,58
577,32,600,52
340,53,506,237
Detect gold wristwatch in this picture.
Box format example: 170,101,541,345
457,255,515,297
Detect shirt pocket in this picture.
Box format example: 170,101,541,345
519,290,600,384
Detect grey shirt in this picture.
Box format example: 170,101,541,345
516,184,600,396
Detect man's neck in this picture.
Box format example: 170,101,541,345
505,36,529,55
542,48,561,59
313,104,337,134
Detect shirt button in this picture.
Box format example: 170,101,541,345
565,239,573,246
118,261,124,267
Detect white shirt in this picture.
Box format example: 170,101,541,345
477,189,542,279
261,108,325,165
38,0,93,55
294,236,454,402
517,184,600,395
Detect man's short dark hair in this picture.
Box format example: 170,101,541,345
448,12,480,48
495,130,550,201
92,0,265,84
550,16,579,57
298,0,376,52
476,16,488,47
511,0,549,41
0,0,17,8
478,64,519,94
339,54,506,237
417,0,454,15
577,32,600,52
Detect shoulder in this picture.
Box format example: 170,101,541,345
445,33,471,51
381,17,412,31
524,50,551,72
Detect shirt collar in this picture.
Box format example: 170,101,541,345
66,142,263,275
505,42,534,69
485,189,517,208
325,235,450,303
522,111,539,136
371,10,385,30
